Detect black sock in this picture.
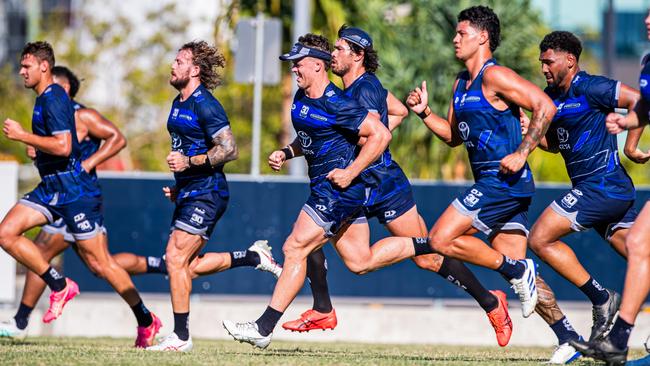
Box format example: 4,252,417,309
437,257,498,312
230,250,261,268
13,303,34,330
307,248,333,313
173,312,190,341
255,306,283,336
578,277,609,306
131,300,153,327
496,256,525,280
550,316,581,345
146,256,167,274
609,317,633,350
40,266,66,292
412,237,434,256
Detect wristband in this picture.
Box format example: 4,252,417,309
189,154,211,168
281,146,294,160
417,106,431,120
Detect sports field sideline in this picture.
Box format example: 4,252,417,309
0,337,647,365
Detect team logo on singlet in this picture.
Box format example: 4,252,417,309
458,121,470,141
557,127,569,143
297,131,312,147
171,132,182,150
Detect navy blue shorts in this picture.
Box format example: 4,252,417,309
551,184,637,240
21,186,104,241
304,178,367,238
452,182,531,238
41,218,75,242
171,190,228,240
358,162,415,224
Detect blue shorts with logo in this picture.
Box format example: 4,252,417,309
21,183,104,241
41,218,75,243
550,184,637,240
355,162,416,224
171,190,228,240
304,178,367,238
452,182,531,238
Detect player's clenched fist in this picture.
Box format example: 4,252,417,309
166,151,189,172
326,168,354,189
605,112,628,134
268,150,286,171
3,119,26,141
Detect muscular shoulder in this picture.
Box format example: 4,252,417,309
482,65,518,86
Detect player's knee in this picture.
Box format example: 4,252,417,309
0,224,18,251
626,233,650,258
86,260,106,278
428,233,453,256
164,253,185,272
527,231,549,254
345,260,371,275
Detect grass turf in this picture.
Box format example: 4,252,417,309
1,337,647,365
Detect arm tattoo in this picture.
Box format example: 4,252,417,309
207,128,238,166
516,110,551,155
534,276,565,324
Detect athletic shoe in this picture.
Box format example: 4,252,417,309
547,339,582,364
486,290,512,347
589,289,621,342
508,258,538,318
282,309,337,332
135,312,162,348
0,318,27,340
570,336,627,366
248,240,282,279
145,332,193,352
223,320,272,349
43,278,80,323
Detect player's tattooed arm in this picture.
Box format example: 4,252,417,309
483,66,556,174
205,127,238,166
185,127,239,168
534,276,565,324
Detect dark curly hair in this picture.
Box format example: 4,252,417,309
458,6,501,52
21,41,55,68
337,25,380,74
180,41,225,90
539,31,582,61
52,66,80,98
298,33,332,70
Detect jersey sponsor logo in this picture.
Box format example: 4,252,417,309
298,130,312,148
309,113,328,122
325,89,336,97
193,90,202,97
458,121,470,141
172,108,179,118
563,102,581,109
300,105,310,118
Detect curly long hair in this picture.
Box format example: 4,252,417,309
180,41,226,89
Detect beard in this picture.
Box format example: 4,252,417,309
170,73,190,90
331,62,350,77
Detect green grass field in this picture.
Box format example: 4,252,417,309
1,337,648,365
